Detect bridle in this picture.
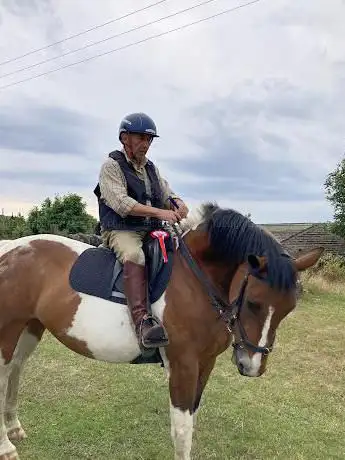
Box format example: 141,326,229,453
226,272,275,356
174,229,275,357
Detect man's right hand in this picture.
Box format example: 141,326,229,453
156,209,182,224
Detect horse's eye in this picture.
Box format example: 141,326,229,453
247,301,261,314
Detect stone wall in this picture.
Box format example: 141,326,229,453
68,233,102,246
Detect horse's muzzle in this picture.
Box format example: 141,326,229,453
232,348,266,378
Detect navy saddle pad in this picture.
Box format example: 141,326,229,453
69,232,174,305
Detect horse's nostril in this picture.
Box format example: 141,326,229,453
238,361,245,374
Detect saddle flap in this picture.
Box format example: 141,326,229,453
69,247,117,300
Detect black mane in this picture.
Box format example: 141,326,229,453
200,203,296,291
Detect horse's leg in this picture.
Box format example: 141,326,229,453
0,364,16,460
192,357,216,429
168,354,199,460
6,320,44,442
0,322,28,460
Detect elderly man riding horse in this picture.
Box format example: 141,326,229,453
94,112,189,350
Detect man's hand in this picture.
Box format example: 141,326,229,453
174,199,189,219
156,209,182,224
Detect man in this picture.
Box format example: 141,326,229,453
94,112,189,350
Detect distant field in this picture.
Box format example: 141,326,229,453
14,285,345,459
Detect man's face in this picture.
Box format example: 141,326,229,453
122,132,153,164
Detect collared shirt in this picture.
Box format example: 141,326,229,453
99,150,180,218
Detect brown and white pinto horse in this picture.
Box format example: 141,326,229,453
0,204,322,460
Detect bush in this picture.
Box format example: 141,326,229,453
305,252,345,282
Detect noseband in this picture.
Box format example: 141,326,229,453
176,234,274,357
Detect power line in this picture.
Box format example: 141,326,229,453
0,0,262,91
0,0,220,80
0,0,169,67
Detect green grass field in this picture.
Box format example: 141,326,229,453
15,285,345,459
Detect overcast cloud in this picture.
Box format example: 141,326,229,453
0,0,344,223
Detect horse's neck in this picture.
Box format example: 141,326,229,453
178,230,236,297
173,236,232,353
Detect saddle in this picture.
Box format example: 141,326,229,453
69,229,174,307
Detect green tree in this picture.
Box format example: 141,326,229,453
325,157,345,238
26,193,97,235
0,214,28,239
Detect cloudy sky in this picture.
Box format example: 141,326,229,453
0,0,344,223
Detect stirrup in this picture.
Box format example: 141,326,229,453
139,315,169,349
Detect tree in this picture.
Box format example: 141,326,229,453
0,214,28,239
325,157,345,238
26,193,97,235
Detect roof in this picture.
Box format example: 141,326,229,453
260,223,345,257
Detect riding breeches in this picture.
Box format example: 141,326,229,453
101,230,146,266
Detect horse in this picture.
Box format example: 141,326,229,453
0,203,323,460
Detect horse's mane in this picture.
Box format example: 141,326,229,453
182,203,296,291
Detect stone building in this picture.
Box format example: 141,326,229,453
261,223,345,258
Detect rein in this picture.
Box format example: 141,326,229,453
174,229,274,356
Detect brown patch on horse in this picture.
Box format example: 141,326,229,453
0,322,29,364
26,319,45,341
0,240,94,360
163,231,231,412
28,240,95,359
0,246,43,363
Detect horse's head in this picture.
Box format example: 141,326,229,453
229,247,323,377
179,203,323,378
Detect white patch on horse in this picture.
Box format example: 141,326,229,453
179,206,204,235
0,240,11,250
170,403,194,460
250,306,274,376
151,293,171,378
151,292,166,323
65,291,168,363
0,234,92,259
30,234,92,253
66,293,140,362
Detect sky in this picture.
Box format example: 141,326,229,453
0,0,344,224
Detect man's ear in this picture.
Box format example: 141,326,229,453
120,132,128,145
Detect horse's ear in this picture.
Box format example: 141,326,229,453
247,254,267,272
294,247,324,271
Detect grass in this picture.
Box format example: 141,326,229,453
15,282,345,460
